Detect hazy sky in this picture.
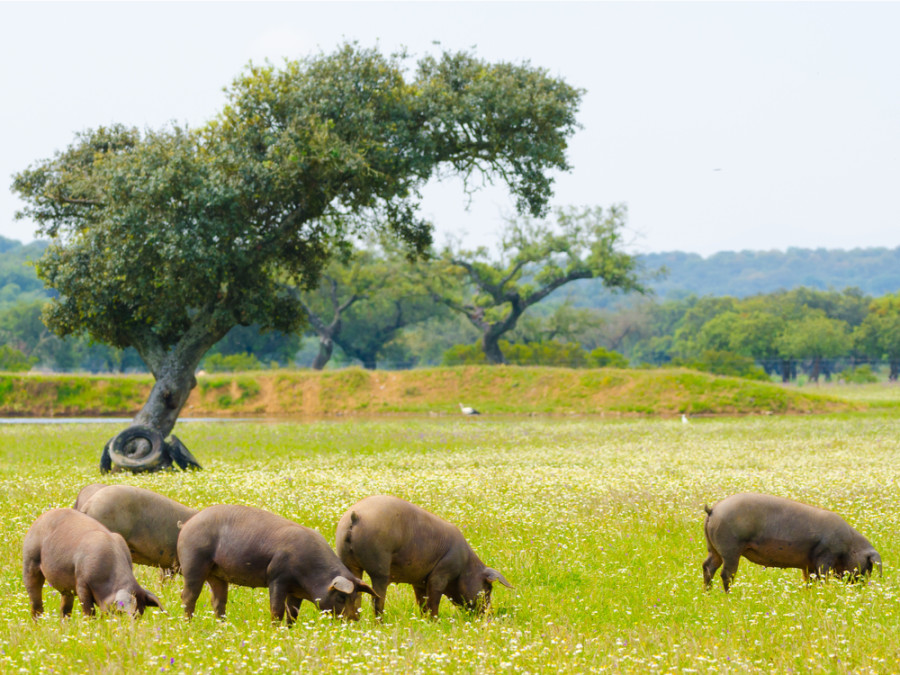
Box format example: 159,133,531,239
2,2,899,256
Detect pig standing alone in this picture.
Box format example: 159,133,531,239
335,495,513,618
74,483,197,574
22,508,163,618
177,504,376,623
703,492,882,591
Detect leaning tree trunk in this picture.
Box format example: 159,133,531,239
482,332,507,365
133,362,198,440
479,305,526,365
100,313,226,474
312,336,334,370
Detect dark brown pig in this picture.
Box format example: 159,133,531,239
22,508,163,618
703,492,882,592
74,483,197,574
177,504,376,623
335,495,513,618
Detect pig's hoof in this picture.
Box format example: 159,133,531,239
107,426,168,473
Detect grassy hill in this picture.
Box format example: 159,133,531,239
0,367,858,418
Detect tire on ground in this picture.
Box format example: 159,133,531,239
108,426,168,473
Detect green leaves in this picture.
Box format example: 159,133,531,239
13,43,581,374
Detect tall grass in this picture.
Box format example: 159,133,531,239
1,414,899,673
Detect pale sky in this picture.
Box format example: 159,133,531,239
2,1,899,257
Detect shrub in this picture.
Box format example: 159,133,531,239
839,364,879,384
673,350,769,381
441,344,487,366
203,352,267,373
442,340,628,368
588,346,629,368
505,340,589,367
0,344,37,372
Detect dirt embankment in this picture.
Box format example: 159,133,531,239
0,367,858,419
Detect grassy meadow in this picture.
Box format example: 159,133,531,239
2,411,900,673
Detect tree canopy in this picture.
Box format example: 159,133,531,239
12,43,582,442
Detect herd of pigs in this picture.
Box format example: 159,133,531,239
22,484,882,622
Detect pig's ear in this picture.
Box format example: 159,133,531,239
141,589,164,611
355,580,379,598
329,576,355,594
870,552,883,578
484,568,514,589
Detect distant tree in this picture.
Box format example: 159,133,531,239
441,339,625,368
401,314,480,367
668,296,739,361
726,311,787,376
854,293,900,380
592,302,654,355
776,312,851,382
770,287,870,328
298,242,446,370
12,43,582,466
0,238,50,310
672,350,768,381
0,300,48,356
509,300,606,347
0,344,37,372
430,205,645,364
205,325,300,367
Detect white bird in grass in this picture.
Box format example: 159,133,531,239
682,414,690,424
459,402,480,416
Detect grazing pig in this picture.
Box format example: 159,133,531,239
72,483,107,509
74,483,197,574
703,492,882,592
22,508,163,618
335,495,513,618
177,504,376,623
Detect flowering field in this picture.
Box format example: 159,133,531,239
1,413,899,673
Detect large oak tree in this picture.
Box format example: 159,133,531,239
12,44,582,464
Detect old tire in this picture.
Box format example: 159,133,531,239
108,426,168,473
167,435,202,471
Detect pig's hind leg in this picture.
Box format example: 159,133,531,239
719,552,741,592
22,560,45,618
207,576,229,619
702,549,723,589
59,592,75,617
180,561,212,618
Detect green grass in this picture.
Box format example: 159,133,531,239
2,414,900,672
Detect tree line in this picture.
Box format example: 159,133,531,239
3,229,900,382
